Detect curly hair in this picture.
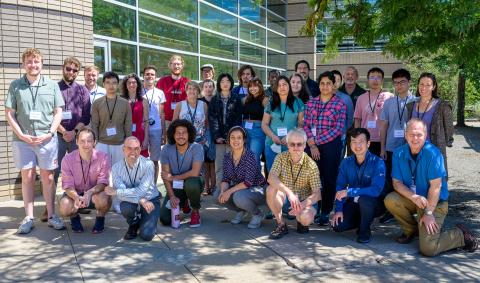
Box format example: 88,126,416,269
167,119,197,145
121,73,143,101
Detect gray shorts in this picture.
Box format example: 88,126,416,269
148,129,163,161
13,135,59,170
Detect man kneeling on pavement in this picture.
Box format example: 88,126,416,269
266,128,321,239
385,118,478,256
331,128,386,243
59,128,111,233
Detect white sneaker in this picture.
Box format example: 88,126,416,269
17,216,34,234
47,214,65,230
247,212,264,229
230,211,246,224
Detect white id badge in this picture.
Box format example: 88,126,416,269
173,180,184,189
244,121,253,130
394,129,405,138
277,127,288,137
354,196,360,203
270,143,282,154
311,127,317,136
106,127,117,136
132,124,137,132
29,111,42,121
171,102,177,110
62,111,72,120
367,120,376,129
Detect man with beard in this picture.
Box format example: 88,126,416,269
232,65,255,99
84,65,106,104
338,66,365,108
294,60,319,98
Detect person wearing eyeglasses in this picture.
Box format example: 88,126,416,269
266,128,322,239
354,67,394,157
304,71,347,226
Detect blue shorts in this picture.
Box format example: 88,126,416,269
282,197,319,215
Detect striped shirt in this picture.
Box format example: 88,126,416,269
304,94,346,145
112,156,158,203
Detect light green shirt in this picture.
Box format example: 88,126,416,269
5,75,64,141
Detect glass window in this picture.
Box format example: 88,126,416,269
116,0,136,5
200,58,237,81
200,31,237,60
267,0,285,18
139,0,197,24
140,47,199,80
267,10,286,35
239,0,266,26
239,19,266,46
139,13,197,52
94,46,105,74
267,30,285,52
240,42,265,65
267,50,286,69
200,3,237,36
93,0,136,41
204,0,238,14
256,68,266,84
111,42,137,75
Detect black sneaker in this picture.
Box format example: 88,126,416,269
124,223,139,240
379,212,394,224
296,221,309,234
357,232,372,244
269,223,288,239
70,215,84,233
92,216,105,234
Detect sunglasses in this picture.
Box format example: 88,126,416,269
65,66,79,73
288,142,304,148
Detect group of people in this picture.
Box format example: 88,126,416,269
6,48,478,257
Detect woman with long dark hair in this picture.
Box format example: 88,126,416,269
290,73,311,104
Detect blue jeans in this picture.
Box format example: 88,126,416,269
264,142,287,172
245,121,265,169
120,196,160,241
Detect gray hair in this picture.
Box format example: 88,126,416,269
286,128,307,144
345,66,359,77
124,136,141,146
406,118,427,134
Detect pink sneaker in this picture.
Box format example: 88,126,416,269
190,210,201,228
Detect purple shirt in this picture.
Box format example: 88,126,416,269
222,149,266,187
59,80,91,131
61,149,110,193
412,100,438,142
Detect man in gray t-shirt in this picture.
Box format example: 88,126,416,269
160,119,204,228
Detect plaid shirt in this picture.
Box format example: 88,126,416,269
304,94,346,145
270,152,321,201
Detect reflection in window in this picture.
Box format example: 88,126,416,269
267,11,286,34
200,58,237,80
139,13,197,52
111,42,137,75
267,50,286,69
240,42,265,65
140,47,198,80
204,0,238,13
240,0,266,26
116,0,136,5
200,31,237,60
200,3,237,36
240,19,266,45
94,46,105,74
267,0,285,18
93,0,136,41
139,0,197,24
267,30,285,52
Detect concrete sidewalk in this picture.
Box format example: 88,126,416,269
0,193,479,283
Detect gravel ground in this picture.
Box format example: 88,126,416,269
445,121,480,231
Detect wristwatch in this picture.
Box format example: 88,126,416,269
424,209,433,216
47,130,54,137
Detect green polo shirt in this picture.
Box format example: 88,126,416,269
5,75,64,141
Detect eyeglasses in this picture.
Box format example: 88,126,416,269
393,80,408,86
288,142,304,148
65,66,79,73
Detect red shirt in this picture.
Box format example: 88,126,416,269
156,75,189,121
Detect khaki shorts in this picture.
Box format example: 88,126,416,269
13,135,58,170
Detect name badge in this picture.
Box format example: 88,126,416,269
173,180,184,189
132,124,137,132
367,120,376,129
171,102,177,110
29,111,42,121
354,196,360,203
277,127,288,137
270,143,282,154
311,127,317,136
62,111,72,120
244,121,253,130
106,127,117,136
394,129,405,138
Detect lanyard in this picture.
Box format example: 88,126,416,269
91,85,98,102
80,157,92,185
186,100,198,123
171,77,181,103
105,95,118,122
416,99,433,120
289,158,304,188
396,96,408,122
25,76,41,110
408,155,419,184
175,144,191,173
279,103,288,122
367,91,381,114
124,160,140,187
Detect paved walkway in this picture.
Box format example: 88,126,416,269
0,195,478,282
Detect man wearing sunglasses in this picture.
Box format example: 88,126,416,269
266,128,322,239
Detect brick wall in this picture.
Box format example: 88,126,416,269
0,0,94,201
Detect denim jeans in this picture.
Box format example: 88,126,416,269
245,121,265,170
264,142,287,172
214,186,265,215
120,196,161,241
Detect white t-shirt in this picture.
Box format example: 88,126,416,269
143,87,166,130
88,85,106,105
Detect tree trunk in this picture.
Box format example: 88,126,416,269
456,71,466,127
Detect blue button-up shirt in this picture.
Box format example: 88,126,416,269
392,142,448,201
335,151,386,212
